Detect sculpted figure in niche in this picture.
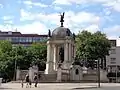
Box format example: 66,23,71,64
48,29,51,37
58,47,64,68
73,33,75,40
59,47,64,63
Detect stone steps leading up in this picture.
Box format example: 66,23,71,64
11,80,108,83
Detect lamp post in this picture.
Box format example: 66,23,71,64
97,59,100,88
95,59,100,88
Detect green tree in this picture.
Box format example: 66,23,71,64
0,40,12,54
0,40,13,81
0,41,47,81
76,30,111,68
30,42,47,71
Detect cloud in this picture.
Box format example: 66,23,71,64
0,21,48,34
20,9,32,20
20,9,100,24
104,25,120,34
1,16,14,24
16,22,48,34
23,0,48,8
20,9,101,33
102,25,120,46
54,6,62,10
53,0,115,5
0,4,3,8
4,20,13,24
53,0,120,12
103,0,120,12
85,24,100,33
103,25,120,41
0,24,14,31
2,16,14,20
53,0,72,5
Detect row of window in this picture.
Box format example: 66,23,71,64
0,37,47,42
110,49,116,54
110,58,116,64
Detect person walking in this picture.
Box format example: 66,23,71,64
29,79,32,88
34,73,38,87
25,74,29,88
21,79,24,88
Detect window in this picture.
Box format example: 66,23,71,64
110,62,116,64
110,49,116,54
111,58,116,61
110,40,116,47
110,58,116,64
28,37,32,42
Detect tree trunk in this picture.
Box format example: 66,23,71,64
103,56,106,70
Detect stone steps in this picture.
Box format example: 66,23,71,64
83,74,98,81
40,74,57,81
11,80,108,83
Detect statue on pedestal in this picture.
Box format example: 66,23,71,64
60,12,65,27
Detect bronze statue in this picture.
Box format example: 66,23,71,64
66,29,70,36
48,29,51,37
73,33,75,40
59,47,64,63
60,12,65,27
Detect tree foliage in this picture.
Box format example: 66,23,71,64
0,41,47,81
76,30,111,60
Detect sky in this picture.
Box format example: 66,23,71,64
0,0,120,41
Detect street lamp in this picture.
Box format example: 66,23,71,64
95,59,100,88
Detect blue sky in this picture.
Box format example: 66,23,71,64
0,0,120,39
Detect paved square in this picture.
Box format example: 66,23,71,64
1,83,120,90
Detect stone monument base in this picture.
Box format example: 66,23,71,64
0,78,2,86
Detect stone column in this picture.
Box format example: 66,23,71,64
73,45,76,58
16,68,20,80
45,42,54,74
53,45,57,71
64,43,69,62
57,67,62,82
72,44,74,61
69,43,72,62
64,42,69,69
29,67,33,81
74,45,76,58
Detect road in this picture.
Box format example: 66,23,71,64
0,83,120,90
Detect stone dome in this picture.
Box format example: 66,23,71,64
52,27,72,38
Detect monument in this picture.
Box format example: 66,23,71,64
45,12,76,81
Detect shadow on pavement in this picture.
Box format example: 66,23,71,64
0,87,12,89
73,86,99,89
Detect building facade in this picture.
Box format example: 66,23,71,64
106,46,120,72
106,40,118,71
0,31,47,46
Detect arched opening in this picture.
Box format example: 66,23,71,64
75,69,79,75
